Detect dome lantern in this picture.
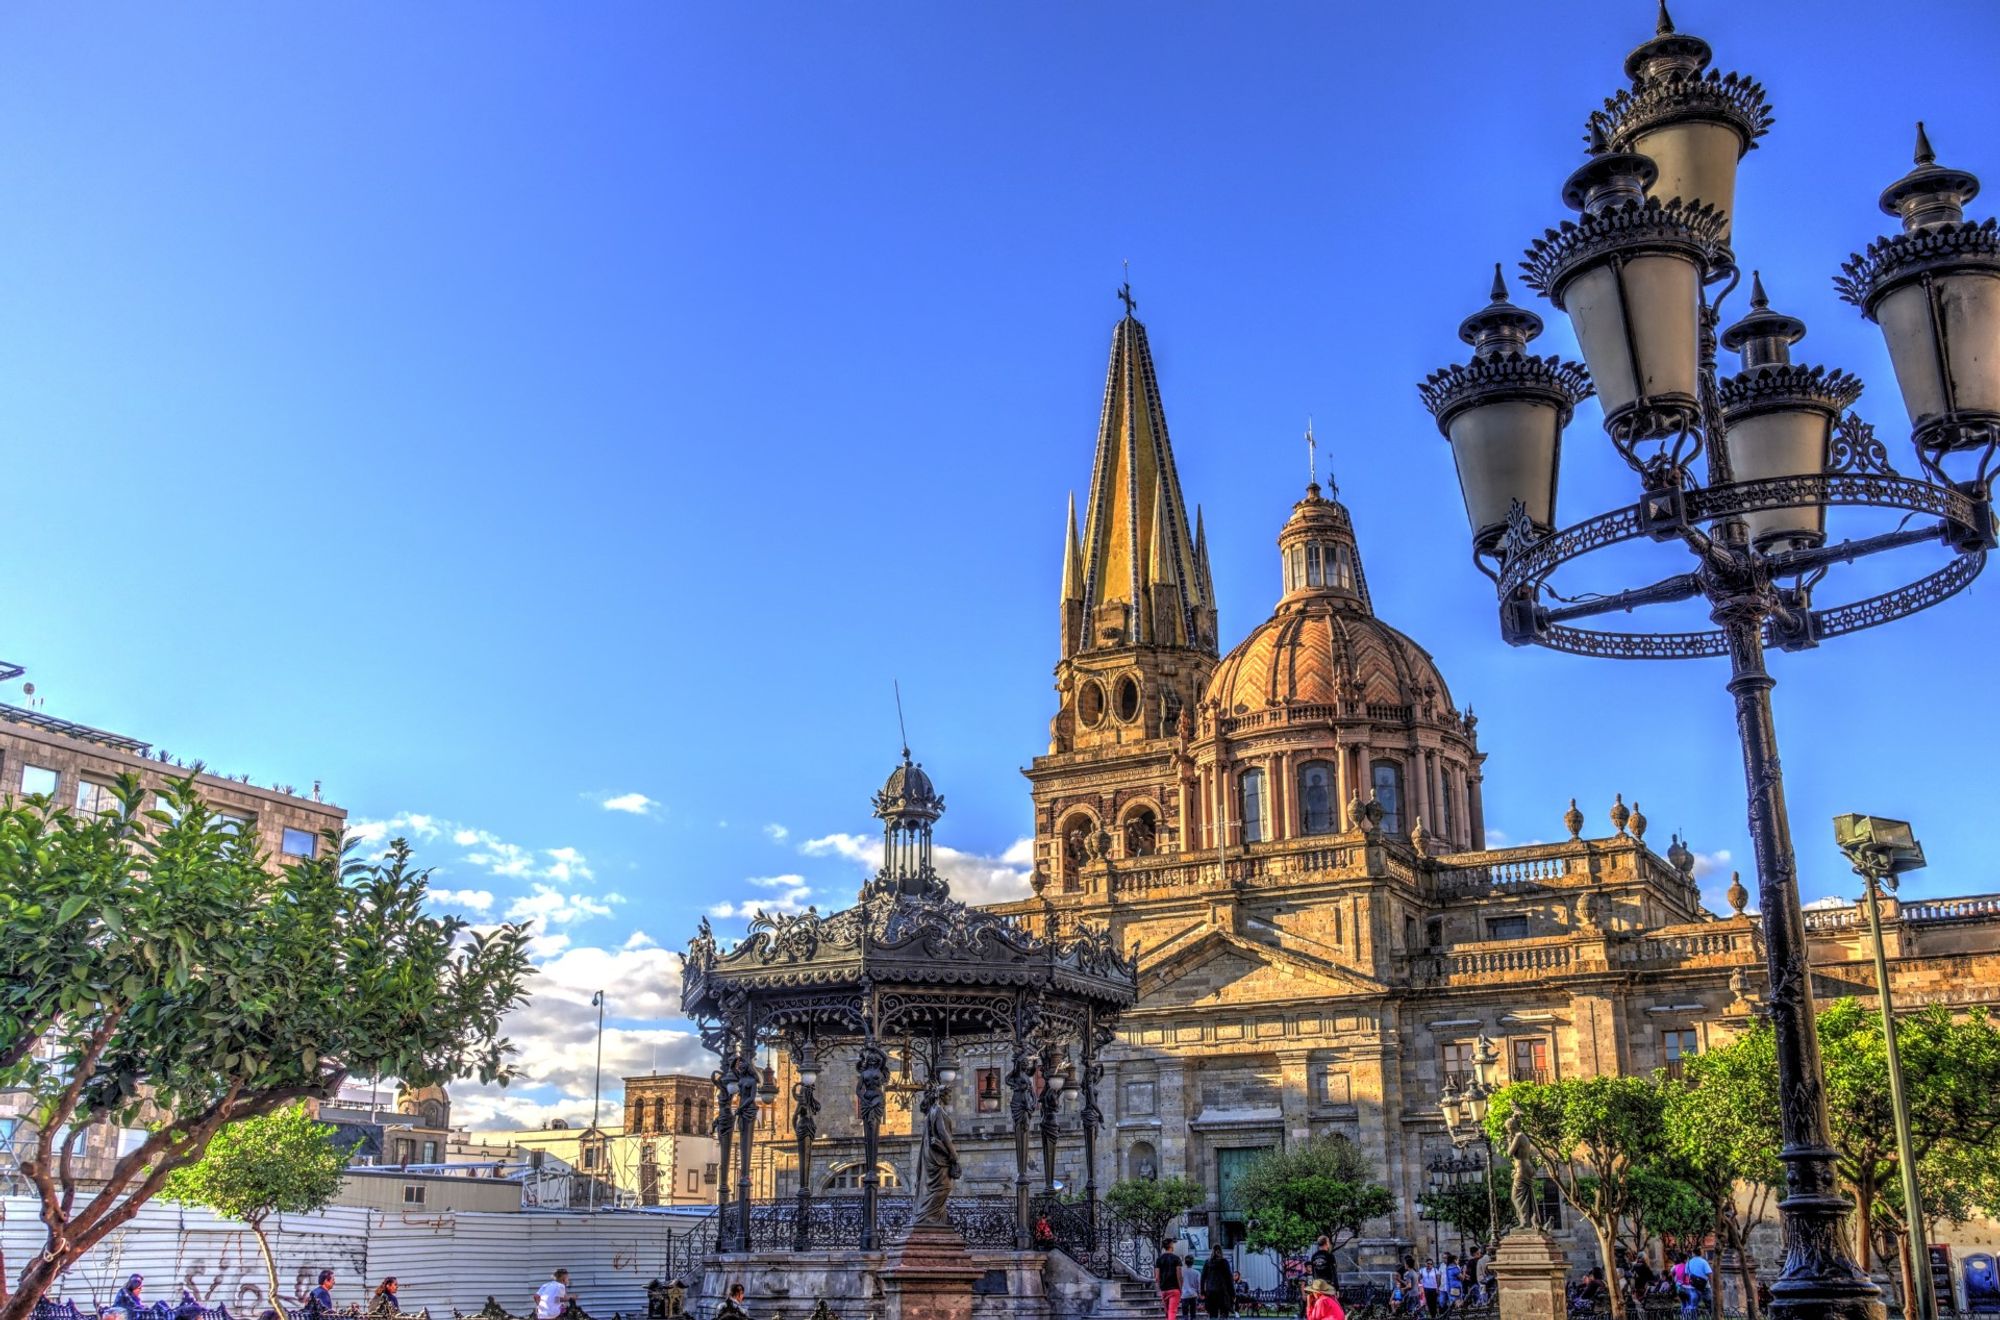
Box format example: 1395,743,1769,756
872,749,946,899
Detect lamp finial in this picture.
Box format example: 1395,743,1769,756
1749,270,1768,310
1914,121,1935,167
1489,262,1508,304
1656,0,1674,37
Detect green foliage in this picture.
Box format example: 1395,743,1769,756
1420,1161,1514,1245
0,778,534,1320
1234,1135,1394,1257
1817,997,2000,1265
1105,1175,1205,1247
162,1102,351,1225
1488,1077,1665,1320
162,1104,354,1302
1626,1167,1710,1249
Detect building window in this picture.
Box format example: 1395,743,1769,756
75,780,117,816
1441,1041,1474,1094
583,1144,600,1170
1299,761,1336,836
1306,542,1324,588
1661,1028,1699,1080
403,1184,426,1205
216,813,248,836
421,1141,438,1164
153,792,180,821
20,765,56,798
1486,916,1529,941
1371,761,1404,834
1239,768,1267,844
1115,676,1141,722
704,1163,718,1184
1511,1037,1551,1085
281,827,316,858
678,1097,692,1133
824,1162,900,1191
686,1170,700,1193
1537,1177,1564,1229
976,1068,1002,1114
1331,545,1355,591
394,1139,415,1164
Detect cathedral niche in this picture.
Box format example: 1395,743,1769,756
1123,806,1159,857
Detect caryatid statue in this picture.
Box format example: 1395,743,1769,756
910,1080,962,1228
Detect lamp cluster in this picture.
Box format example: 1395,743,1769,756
1419,2,2000,569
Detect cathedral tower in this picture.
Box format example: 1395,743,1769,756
1034,292,1219,888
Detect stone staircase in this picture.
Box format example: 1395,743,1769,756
1090,1278,1166,1320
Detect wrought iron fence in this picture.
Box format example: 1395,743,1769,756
733,1196,1018,1252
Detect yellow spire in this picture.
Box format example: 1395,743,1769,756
1061,491,1083,602
1076,299,1209,653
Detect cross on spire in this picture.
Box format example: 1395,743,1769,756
1306,417,1317,487
1117,281,1138,317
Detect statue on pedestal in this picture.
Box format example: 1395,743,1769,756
910,1082,961,1228
1506,1110,1539,1231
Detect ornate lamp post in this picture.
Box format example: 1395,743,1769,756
1834,814,1935,1320
1419,12,1998,1319
1439,1034,1502,1246
1039,1047,1069,1195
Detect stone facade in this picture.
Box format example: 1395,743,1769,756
743,305,2000,1276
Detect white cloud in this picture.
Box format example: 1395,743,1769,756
544,846,593,884
800,831,1035,906
711,875,813,919
764,823,790,842
1691,847,1733,880
506,884,620,926
431,887,496,914
601,792,659,817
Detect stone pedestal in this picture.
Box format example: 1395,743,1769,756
1489,1228,1570,1320
882,1224,984,1320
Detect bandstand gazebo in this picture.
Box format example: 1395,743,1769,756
681,750,1138,1279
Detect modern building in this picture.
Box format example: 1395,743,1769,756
741,300,2000,1276
0,671,347,1193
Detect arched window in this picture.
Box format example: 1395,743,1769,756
1059,812,1096,890
1306,543,1323,588
1124,807,1159,857
1372,760,1405,834
823,1161,901,1192
1239,768,1267,844
1298,761,1336,835
679,1096,693,1134
1332,545,1355,590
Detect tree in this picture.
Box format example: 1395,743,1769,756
1488,1078,1665,1320
161,1104,353,1303
1661,1026,1783,1319
1819,998,2000,1296
1234,1135,1395,1265
0,778,534,1320
1105,1175,1206,1252
1421,1160,1515,1247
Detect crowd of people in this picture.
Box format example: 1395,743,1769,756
93,1267,581,1320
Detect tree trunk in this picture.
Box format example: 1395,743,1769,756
1731,1218,1760,1320
251,1218,282,1308
1853,1176,1875,1273
1896,1230,1919,1320
1592,1218,1626,1320
2,1249,70,1320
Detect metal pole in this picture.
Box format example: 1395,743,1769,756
1862,870,1937,1320
590,990,605,1212
1718,606,1880,1320
1482,1134,1500,1247
713,1054,735,1251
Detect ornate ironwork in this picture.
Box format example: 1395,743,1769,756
739,1196,1020,1251
1828,413,1896,476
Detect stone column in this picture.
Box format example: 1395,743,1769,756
1278,1050,1312,1146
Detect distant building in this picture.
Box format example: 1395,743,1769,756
313,1082,454,1169
479,1074,720,1208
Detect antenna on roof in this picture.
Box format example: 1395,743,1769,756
895,679,911,759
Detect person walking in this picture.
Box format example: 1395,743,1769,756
1443,1255,1463,1311
535,1270,571,1320
370,1279,400,1316
1201,1245,1236,1320
1155,1240,1186,1320
1182,1253,1201,1319
1418,1260,1440,1316
305,1272,337,1317
1683,1249,1713,1318
113,1275,146,1318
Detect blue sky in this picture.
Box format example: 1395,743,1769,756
3,2,1996,1126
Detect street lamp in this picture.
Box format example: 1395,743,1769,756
1835,814,1934,1320
1439,1034,1502,1247
790,1038,822,1253
589,990,606,1213
1418,14,1998,1317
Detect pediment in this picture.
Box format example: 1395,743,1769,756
1139,927,1376,1008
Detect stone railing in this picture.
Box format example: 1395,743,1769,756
1408,940,1573,984
1102,844,1362,897
1903,894,2000,923
1618,926,1754,965
1434,852,1574,898
1802,905,1861,932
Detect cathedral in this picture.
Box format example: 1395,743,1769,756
746,297,2000,1274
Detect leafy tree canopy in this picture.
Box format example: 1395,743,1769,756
1234,1135,1394,1258
0,778,534,1320
1106,1175,1206,1248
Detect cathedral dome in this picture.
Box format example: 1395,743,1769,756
1203,481,1457,719
1206,598,1455,718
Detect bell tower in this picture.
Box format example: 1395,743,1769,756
1051,289,1218,756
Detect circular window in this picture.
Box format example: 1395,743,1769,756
1077,680,1106,727
1115,676,1141,722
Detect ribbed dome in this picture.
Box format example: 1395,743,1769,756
1205,596,1455,716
